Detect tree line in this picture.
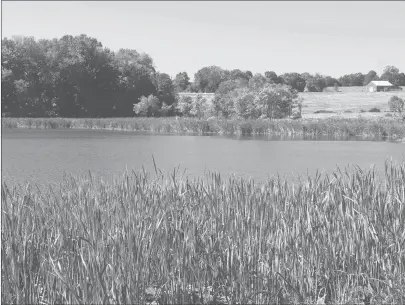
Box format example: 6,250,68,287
2,35,405,118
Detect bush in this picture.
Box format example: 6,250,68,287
133,95,161,117
388,96,404,113
369,107,381,112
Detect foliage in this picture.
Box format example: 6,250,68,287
189,94,209,119
363,70,379,85
388,95,404,113
233,88,258,119
254,84,300,119
176,95,194,117
303,74,327,92
279,73,306,92
3,34,405,118
1,35,157,118
133,95,161,117
338,73,365,87
154,72,177,106
248,73,270,91
264,71,284,84
193,66,228,93
380,65,405,86
173,72,190,92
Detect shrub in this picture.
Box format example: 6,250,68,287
254,84,301,119
176,95,193,117
133,95,161,117
388,96,404,113
189,94,209,119
369,107,381,112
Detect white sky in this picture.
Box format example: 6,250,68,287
2,1,405,80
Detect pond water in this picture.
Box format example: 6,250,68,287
2,128,404,189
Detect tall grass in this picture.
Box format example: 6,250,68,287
2,161,405,304
2,117,405,140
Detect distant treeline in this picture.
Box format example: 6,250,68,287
2,35,405,118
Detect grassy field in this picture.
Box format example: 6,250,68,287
2,117,405,141
322,86,405,93
2,161,404,304
299,91,405,119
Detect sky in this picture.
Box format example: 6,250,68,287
2,1,405,80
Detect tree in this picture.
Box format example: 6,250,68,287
176,95,193,116
265,71,281,84
248,73,269,91
363,70,379,85
279,73,306,92
194,66,228,93
212,80,245,118
338,73,365,87
2,36,55,116
388,96,404,113
304,74,326,92
113,48,156,116
173,72,190,92
154,72,176,106
211,88,238,118
133,94,160,117
233,88,258,119
255,84,300,119
228,69,250,82
381,65,405,86
190,94,209,119
245,71,253,79
324,76,340,87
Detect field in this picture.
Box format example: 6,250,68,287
299,90,405,119
2,161,404,304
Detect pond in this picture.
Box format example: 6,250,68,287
2,128,404,189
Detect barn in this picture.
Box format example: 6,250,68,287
366,80,403,92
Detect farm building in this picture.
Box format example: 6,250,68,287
366,80,403,92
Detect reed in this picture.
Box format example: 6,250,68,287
2,161,405,304
2,117,405,140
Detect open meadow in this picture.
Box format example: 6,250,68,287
1,162,404,304
299,90,405,119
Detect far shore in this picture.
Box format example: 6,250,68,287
2,116,405,142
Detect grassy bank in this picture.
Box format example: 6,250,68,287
2,117,405,140
2,162,405,304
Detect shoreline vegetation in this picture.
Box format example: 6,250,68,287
2,161,404,304
2,116,405,141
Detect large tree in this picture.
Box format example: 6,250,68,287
154,72,176,106
338,73,364,87
113,48,156,116
380,66,405,86
279,73,306,92
194,66,228,93
363,70,379,85
173,72,190,92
